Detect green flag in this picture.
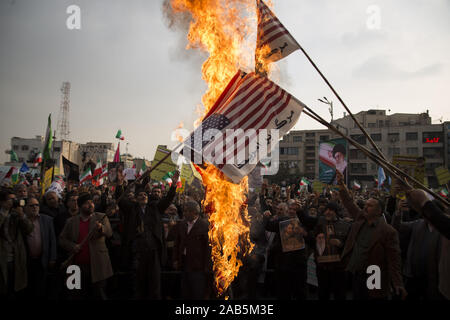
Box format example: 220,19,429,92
43,114,53,161
10,150,19,162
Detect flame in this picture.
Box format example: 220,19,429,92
167,0,279,296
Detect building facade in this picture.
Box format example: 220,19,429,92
79,142,115,164
6,136,81,173
278,110,447,188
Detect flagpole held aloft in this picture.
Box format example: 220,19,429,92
301,105,449,206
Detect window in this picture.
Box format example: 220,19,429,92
388,133,399,142
13,145,19,150
306,159,315,164
18,157,24,162
305,132,315,137
406,132,418,141
350,135,366,144
388,147,400,155
349,149,367,160
305,139,315,144
288,147,299,155
407,147,418,155
282,135,289,142
21,145,29,151
423,147,443,158
293,136,302,142
370,133,382,141
350,163,367,174
305,152,315,158
319,135,329,142
54,147,61,152
368,123,376,128
378,120,384,127
306,146,315,151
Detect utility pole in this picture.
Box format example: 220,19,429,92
318,97,333,122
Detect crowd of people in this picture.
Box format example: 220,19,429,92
0,167,449,301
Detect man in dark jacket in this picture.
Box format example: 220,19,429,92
117,170,179,299
405,188,450,300
23,197,57,298
392,202,443,300
174,200,211,299
336,170,406,300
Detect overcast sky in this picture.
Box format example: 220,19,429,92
1,0,449,164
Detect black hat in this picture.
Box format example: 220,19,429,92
77,192,92,207
325,201,339,214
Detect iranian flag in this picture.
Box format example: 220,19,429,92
439,188,448,198
353,180,361,190
93,177,104,187
80,168,92,184
93,159,103,177
33,152,42,167
300,177,309,186
136,162,147,178
162,170,181,188
115,129,125,140
3,167,15,180
162,171,175,185
100,165,108,179
11,167,19,184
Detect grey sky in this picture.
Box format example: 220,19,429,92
1,0,449,164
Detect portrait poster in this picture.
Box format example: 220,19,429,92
279,218,305,253
319,138,347,185
107,162,124,183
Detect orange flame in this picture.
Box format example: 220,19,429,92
167,0,280,296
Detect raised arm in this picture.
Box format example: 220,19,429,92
336,170,363,220
158,170,180,213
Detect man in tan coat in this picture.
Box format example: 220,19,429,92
336,170,407,300
59,192,113,300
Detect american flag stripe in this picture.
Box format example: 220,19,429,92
256,0,300,62
262,23,284,37
203,76,279,157
219,94,291,165
205,78,290,163
203,71,245,119
261,30,291,47
216,76,263,115
225,80,273,120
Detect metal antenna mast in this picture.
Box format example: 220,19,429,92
57,82,71,140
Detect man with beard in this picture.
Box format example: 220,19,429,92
59,192,113,300
117,170,180,299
